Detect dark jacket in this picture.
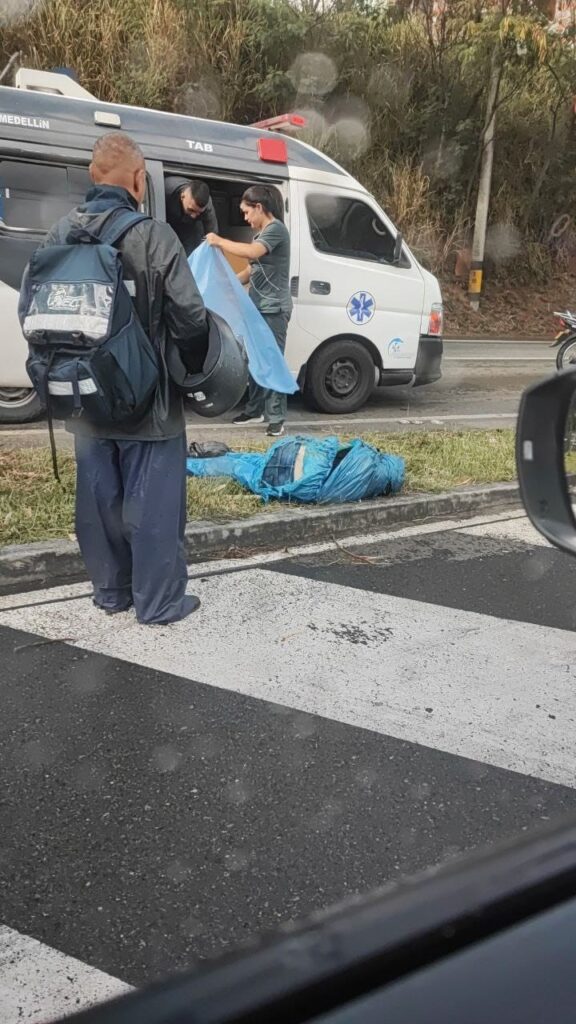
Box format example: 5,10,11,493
43,184,208,441
165,176,218,257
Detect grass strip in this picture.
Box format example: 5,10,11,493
0,430,516,547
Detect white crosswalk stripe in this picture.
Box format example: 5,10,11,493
0,516,574,789
459,516,550,546
0,926,131,1022
0,512,572,1022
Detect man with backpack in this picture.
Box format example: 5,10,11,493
19,133,208,625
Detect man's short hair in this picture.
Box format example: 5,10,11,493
188,180,210,210
92,132,145,171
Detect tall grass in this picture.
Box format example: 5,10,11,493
1,0,575,281
2,0,189,109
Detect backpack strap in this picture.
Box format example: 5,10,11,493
96,208,151,248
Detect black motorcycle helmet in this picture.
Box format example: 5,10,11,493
167,309,248,417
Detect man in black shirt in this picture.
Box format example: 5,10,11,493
165,176,218,256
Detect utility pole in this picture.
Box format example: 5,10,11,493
468,47,502,311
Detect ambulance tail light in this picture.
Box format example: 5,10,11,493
427,304,443,337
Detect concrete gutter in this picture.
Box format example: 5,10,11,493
0,482,521,591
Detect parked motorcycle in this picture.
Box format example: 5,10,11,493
552,310,576,370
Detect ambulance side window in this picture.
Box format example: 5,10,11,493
0,161,92,232
306,193,405,266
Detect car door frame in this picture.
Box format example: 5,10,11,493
291,179,426,376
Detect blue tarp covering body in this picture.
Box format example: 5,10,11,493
186,436,405,504
188,244,298,395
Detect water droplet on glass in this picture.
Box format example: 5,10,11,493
288,52,338,97
485,223,522,263
152,745,182,773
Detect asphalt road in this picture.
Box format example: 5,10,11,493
0,339,553,449
1,510,575,1021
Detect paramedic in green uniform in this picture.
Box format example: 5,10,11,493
205,185,292,437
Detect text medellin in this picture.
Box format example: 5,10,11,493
0,114,50,129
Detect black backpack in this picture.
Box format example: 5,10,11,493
19,207,159,477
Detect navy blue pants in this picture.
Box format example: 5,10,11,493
74,433,190,625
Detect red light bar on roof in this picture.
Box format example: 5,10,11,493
252,113,307,132
257,137,288,164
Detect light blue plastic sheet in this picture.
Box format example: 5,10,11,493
189,243,298,394
187,435,405,505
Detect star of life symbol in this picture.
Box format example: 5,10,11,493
347,290,375,325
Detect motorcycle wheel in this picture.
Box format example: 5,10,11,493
556,333,576,370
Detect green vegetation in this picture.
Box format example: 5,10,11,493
0,430,516,546
2,0,574,286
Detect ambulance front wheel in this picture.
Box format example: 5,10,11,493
304,339,375,414
0,386,44,423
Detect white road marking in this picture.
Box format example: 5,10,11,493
0,413,520,443
0,412,519,440
0,510,560,1016
446,339,548,346
0,925,131,1023
185,413,519,430
444,356,549,363
0,512,531,611
459,516,550,546
0,562,574,788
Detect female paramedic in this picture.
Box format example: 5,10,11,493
205,185,292,437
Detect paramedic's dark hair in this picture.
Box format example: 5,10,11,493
241,185,284,221
188,180,210,210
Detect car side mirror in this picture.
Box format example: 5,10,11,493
393,232,403,266
516,368,576,555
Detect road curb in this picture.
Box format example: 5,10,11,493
0,482,521,591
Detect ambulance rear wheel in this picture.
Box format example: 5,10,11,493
304,340,375,414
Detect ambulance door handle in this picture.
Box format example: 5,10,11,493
290,276,299,297
310,280,331,295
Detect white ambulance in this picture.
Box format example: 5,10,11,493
0,68,443,423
